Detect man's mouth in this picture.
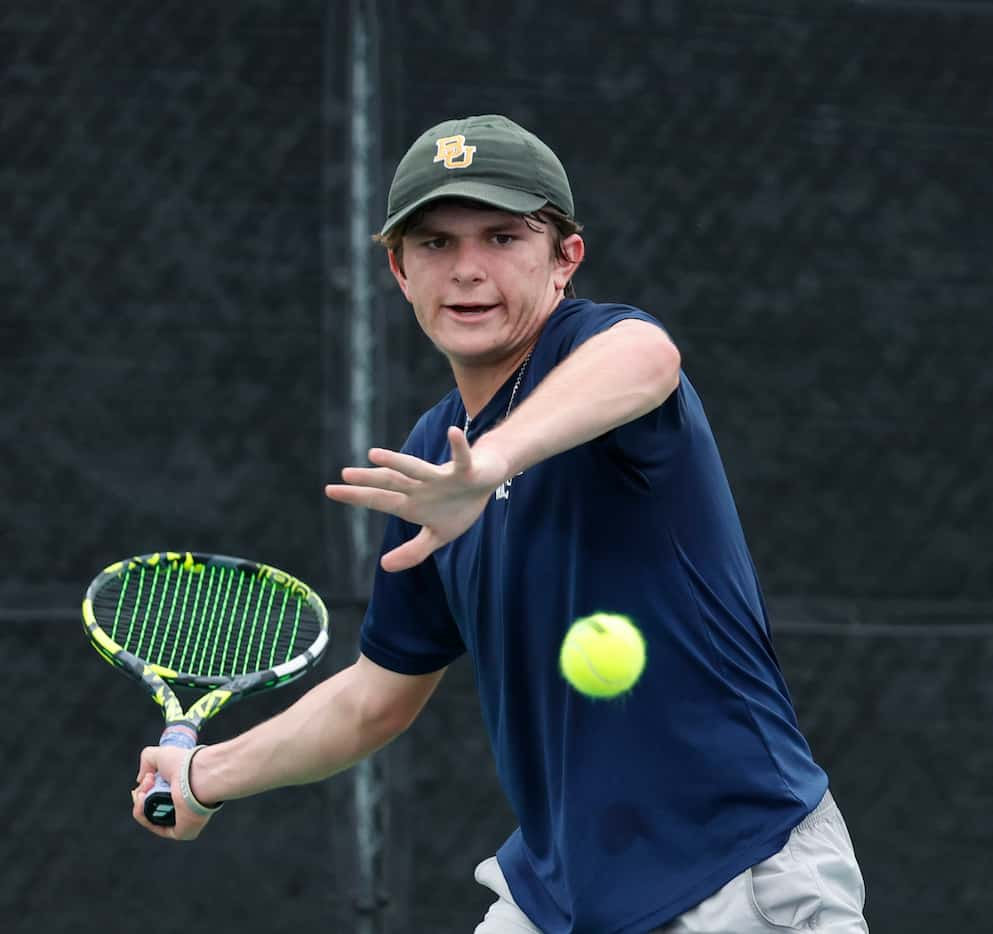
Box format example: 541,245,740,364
445,303,497,315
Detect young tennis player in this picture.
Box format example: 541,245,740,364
133,114,868,933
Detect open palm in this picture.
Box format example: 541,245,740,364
325,427,510,572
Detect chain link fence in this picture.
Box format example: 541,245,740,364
3,1,992,931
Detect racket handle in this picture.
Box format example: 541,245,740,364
143,724,198,826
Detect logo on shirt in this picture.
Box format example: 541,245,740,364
495,472,524,501
434,135,476,169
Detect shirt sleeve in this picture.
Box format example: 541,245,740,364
553,302,666,361
550,301,688,490
359,518,466,675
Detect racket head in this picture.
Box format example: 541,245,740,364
82,551,330,709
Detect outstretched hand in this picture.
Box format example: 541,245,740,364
325,427,510,572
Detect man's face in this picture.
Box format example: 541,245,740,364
389,201,582,369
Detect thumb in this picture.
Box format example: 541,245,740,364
136,746,160,783
380,527,439,573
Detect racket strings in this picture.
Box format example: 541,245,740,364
92,563,322,678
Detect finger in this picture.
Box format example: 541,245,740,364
380,527,440,573
132,770,157,815
134,781,202,842
447,426,473,471
136,747,158,783
136,817,180,841
367,447,439,481
325,484,410,517
132,782,149,820
340,466,417,493
132,785,177,839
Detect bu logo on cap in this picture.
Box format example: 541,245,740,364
434,135,476,169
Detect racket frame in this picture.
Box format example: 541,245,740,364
81,551,330,821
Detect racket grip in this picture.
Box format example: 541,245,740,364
143,724,198,826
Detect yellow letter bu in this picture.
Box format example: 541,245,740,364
433,135,476,169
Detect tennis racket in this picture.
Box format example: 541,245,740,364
82,550,329,826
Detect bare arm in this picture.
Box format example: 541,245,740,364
473,318,680,478
132,654,444,840
325,318,680,571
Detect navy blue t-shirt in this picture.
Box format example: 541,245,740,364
360,299,827,934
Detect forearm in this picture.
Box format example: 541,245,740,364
476,319,680,477
189,662,400,804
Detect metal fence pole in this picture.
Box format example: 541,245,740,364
347,1,388,932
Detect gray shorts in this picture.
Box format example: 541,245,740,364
473,791,868,933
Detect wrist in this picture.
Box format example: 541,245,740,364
470,431,518,484
182,745,224,817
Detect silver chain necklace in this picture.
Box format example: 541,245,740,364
463,350,533,435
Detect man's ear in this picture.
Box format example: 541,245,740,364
388,249,412,301
553,234,585,290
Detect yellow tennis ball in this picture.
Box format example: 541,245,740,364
559,613,646,698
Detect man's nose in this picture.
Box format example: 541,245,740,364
451,243,486,284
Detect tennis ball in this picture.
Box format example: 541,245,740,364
559,613,646,698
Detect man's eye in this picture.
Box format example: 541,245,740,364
493,234,515,245
423,238,448,249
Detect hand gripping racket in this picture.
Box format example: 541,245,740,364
82,551,329,826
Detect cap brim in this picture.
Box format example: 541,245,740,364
380,181,549,236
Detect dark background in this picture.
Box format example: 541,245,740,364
2,1,991,931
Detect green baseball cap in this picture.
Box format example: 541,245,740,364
380,114,575,236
